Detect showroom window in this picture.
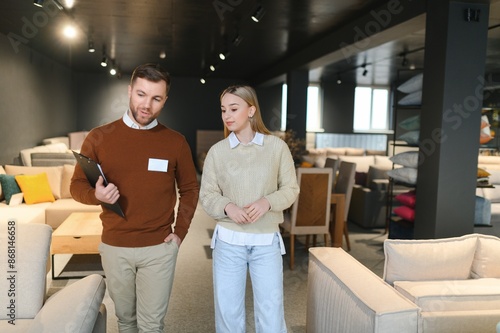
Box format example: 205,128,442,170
353,86,390,132
281,84,324,132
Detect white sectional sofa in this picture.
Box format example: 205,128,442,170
0,164,101,228
307,234,500,333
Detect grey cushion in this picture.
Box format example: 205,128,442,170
31,152,76,167
28,274,106,333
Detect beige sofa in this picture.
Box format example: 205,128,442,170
307,234,500,333
0,164,101,229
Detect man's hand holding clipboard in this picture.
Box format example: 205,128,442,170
72,151,126,218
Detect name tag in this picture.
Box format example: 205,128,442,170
148,158,169,172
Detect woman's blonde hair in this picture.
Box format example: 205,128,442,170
220,85,271,138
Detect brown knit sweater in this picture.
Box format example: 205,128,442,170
70,119,199,247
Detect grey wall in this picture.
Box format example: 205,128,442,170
0,34,76,165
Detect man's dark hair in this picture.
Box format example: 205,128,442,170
131,63,171,94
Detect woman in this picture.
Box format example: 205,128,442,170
200,85,299,333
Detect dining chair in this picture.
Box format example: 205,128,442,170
324,157,340,182
330,161,356,251
281,167,333,270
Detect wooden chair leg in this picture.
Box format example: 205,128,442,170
312,234,317,247
290,234,295,270
343,221,351,251
305,235,310,249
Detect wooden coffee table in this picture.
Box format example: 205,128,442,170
51,212,102,279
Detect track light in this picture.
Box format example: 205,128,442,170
361,64,368,76
336,75,342,85
200,78,206,84
232,34,243,47
209,65,216,72
219,50,228,61
251,5,265,23
33,0,44,7
88,39,95,53
100,55,107,67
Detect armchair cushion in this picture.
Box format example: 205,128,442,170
27,274,106,333
383,234,478,285
471,235,500,278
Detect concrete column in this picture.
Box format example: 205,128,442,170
415,1,489,238
285,70,308,141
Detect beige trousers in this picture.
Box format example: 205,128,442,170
99,241,179,333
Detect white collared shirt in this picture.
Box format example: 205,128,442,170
122,110,158,130
212,131,286,254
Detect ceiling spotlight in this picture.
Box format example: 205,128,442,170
33,0,44,7
159,50,166,59
100,55,107,67
251,5,265,23
63,25,77,38
219,51,228,61
209,65,216,72
88,39,95,53
110,67,117,76
361,63,368,76
232,34,243,46
200,78,206,84
336,76,342,85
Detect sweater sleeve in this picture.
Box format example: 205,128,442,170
264,141,300,212
172,139,200,241
199,147,232,220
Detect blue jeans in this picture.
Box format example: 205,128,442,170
213,234,287,333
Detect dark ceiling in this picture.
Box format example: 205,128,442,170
1,0,500,86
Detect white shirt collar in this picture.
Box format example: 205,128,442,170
122,110,158,130
229,132,264,148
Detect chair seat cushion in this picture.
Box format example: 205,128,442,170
394,278,500,312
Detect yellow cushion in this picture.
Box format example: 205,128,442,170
5,165,62,199
15,173,55,204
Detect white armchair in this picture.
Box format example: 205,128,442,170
0,222,106,333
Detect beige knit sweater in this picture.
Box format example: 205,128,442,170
200,134,299,234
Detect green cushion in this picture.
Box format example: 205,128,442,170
0,174,21,204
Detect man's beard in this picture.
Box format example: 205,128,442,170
130,107,153,126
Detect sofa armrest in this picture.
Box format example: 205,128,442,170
307,248,419,333
27,274,106,333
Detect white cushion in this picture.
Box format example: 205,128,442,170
398,91,422,106
386,167,417,185
390,151,420,168
19,142,68,167
374,155,393,170
394,278,500,312
397,73,423,94
383,234,478,285
472,235,500,278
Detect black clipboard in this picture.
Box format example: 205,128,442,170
72,151,126,218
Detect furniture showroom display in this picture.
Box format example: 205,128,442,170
0,222,106,333
307,233,500,333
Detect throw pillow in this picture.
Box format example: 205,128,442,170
15,173,55,204
0,174,22,204
398,131,420,146
398,91,422,106
395,191,416,208
397,73,423,93
390,151,420,168
393,206,415,222
387,167,418,185
471,235,500,278
398,115,420,131
383,234,478,285
4,165,63,199
477,167,491,178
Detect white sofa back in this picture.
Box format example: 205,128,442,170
383,233,500,285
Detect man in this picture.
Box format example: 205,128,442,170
71,63,199,333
